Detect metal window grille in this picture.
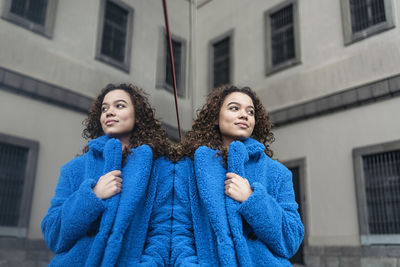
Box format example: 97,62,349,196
213,37,230,88
165,38,182,96
0,142,29,227
350,0,386,33
363,150,400,235
10,0,48,26
270,4,295,66
101,0,129,62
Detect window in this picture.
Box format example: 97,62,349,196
264,0,300,75
341,0,395,45
156,29,186,97
1,0,58,38
96,0,133,72
353,140,400,244
209,31,233,90
0,133,39,238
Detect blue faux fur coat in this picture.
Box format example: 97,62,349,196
41,135,173,266
172,138,304,266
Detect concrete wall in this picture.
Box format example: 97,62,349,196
0,0,190,243
196,0,400,109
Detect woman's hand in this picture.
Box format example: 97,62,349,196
93,170,122,200
224,172,253,202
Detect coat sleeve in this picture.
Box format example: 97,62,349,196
238,167,304,258
41,162,106,254
141,158,174,266
171,160,199,267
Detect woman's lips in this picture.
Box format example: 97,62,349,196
106,120,118,126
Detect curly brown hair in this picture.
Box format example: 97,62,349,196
180,85,274,160
82,83,171,159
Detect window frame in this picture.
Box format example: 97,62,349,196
1,0,58,38
0,133,39,238
264,0,301,75
340,0,395,45
208,29,234,91
95,0,134,73
353,139,400,245
156,27,187,98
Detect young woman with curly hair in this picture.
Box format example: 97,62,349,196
172,85,304,266
42,84,173,266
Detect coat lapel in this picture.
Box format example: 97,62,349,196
101,145,153,266
194,146,237,267
85,137,122,267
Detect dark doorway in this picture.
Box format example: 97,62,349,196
288,165,304,265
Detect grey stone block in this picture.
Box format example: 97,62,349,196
340,257,361,267
304,101,317,117
386,246,400,257
0,249,26,260
341,89,357,106
388,75,400,94
0,238,25,250
36,82,53,100
304,245,325,256
270,110,287,125
26,250,49,261
21,77,38,94
315,97,330,114
0,68,5,83
356,86,372,102
304,255,322,267
77,94,92,112
362,245,388,257
3,71,22,89
361,257,397,267
25,239,48,251
287,105,304,121
328,93,342,110
51,86,65,103
324,256,339,267
324,246,343,256
370,80,390,98
340,246,361,257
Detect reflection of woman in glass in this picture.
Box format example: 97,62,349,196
42,84,173,266
173,85,304,266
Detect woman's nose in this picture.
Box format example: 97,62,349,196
106,107,115,116
239,110,248,119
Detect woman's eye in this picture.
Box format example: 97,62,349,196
101,106,108,112
116,103,125,108
248,109,255,115
229,106,239,111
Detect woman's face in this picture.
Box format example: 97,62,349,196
100,89,135,143
218,92,255,148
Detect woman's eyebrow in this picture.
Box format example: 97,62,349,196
102,99,128,105
227,101,254,109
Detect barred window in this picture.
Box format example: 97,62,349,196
96,0,133,72
341,0,395,45
270,5,295,66
0,143,28,227
10,0,47,25
353,140,400,244
212,36,230,88
350,0,386,33
156,29,186,98
1,0,58,37
363,151,400,235
0,133,39,238
165,38,183,96
264,0,300,75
